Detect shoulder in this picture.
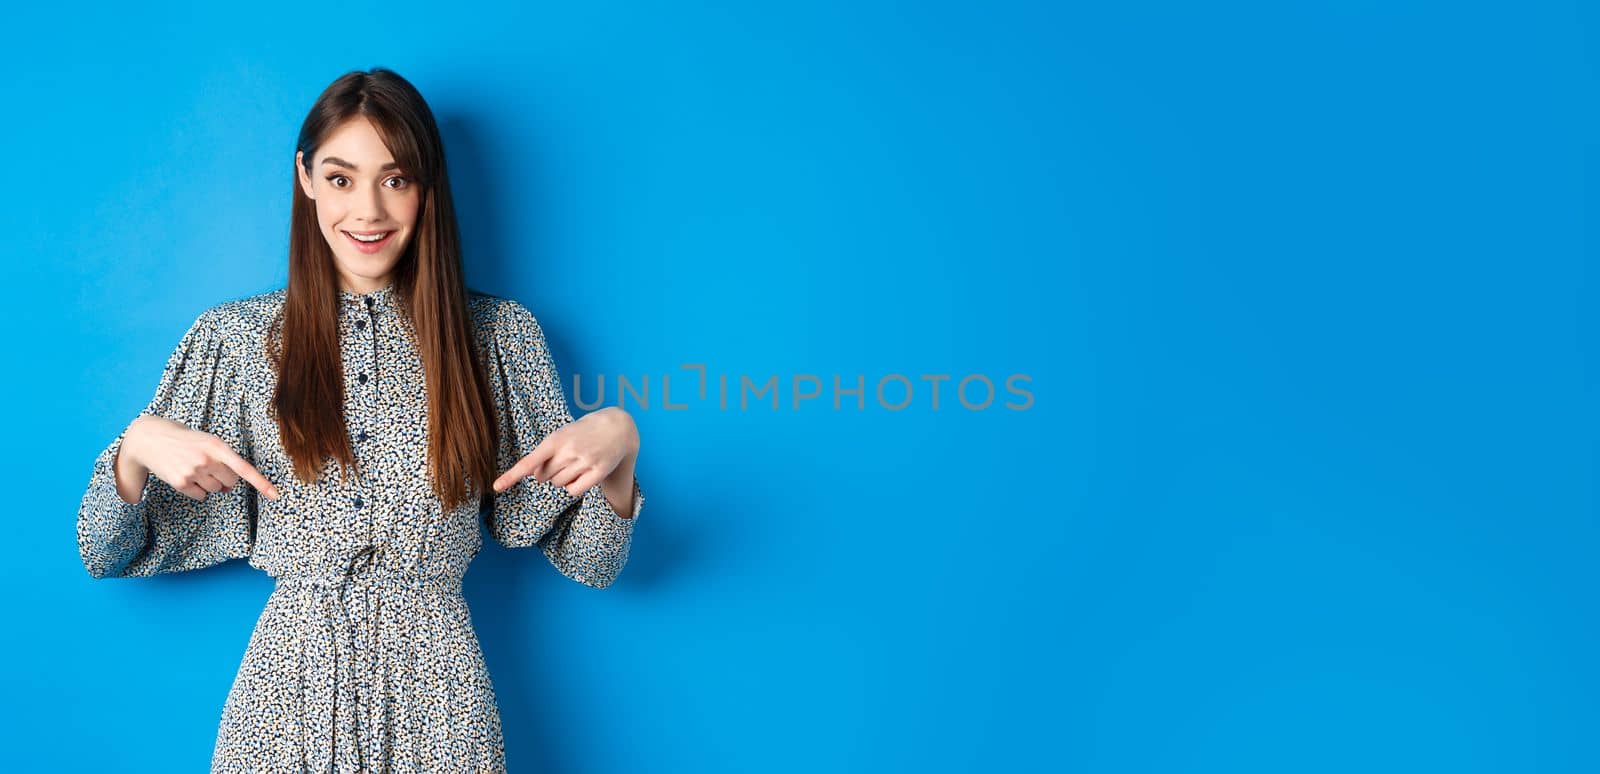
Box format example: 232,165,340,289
466,288,544,344
189,287,287,354
201,287,284,326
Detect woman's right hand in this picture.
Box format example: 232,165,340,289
115,415,281,504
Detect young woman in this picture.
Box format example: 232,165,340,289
76,68,644,772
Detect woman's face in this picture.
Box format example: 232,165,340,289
295,116,420,293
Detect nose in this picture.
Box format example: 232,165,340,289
352,184,387,223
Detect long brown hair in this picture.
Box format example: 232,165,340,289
268,67,498,513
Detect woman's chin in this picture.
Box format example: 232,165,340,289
331,252,402,281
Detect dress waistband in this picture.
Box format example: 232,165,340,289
272,543,464,595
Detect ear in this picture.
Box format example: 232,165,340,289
295,151,316,200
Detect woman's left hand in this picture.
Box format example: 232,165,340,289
492,407,639,498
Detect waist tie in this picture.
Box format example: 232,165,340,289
273,545,463,772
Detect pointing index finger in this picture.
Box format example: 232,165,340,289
214,444,280,500
492,441,558,493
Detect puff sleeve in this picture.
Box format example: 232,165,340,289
483,300,643,589
77,307,256,579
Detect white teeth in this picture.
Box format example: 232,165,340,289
348,231,389,242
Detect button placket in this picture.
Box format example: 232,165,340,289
347,297,378,449
344,292,381,538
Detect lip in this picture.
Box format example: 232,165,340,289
342,229,396,254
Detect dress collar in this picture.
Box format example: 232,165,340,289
338,280,397,313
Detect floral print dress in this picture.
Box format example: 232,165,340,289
76,282,643,772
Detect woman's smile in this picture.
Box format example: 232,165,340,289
341,229,396,254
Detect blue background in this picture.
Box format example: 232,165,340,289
4,1,1593,771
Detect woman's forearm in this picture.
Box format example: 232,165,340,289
601,451,637,518
113,418,151,504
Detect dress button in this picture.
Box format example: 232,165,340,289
353,497,364,509
358,372,369,384
355,319,367,330
356,430,369,442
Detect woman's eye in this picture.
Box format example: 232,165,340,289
322,175,408,190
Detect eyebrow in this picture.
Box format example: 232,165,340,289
320,156,400,172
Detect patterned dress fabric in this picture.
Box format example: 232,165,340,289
76,282,643,772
